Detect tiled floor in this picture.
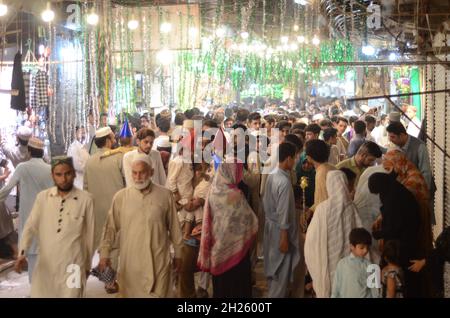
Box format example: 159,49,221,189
0,255,268,298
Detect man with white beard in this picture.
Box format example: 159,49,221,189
98,154,182,297
67,126,89,189
122,128,166,187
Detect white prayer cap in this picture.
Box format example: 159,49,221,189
312,113,324,121
131,153,153,168
108,117,117,126
389,112,401,123
17,126,32,140
155,136,171,148
28,137,44,150
360,105,370,113
299,117,309,125
343,110,356,117
95,127,113,138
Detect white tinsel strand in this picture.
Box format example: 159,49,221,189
78,39,87,135
61,56,66,151
142,9,149,108
262,0,266,40
52,26,57,146
82,10,89,136
61,42,67,150
103,0,111,117
79,38,87,142
65,53,73,153
110,8,117,117
118,8,125,115
47,22,53,143
126,8,133,113
240,0,255,33
49,24,56,145
90,33,96,116
280,0,286,37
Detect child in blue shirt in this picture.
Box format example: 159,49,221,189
331,228,380,298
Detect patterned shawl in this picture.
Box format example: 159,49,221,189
198,162,258,275
383,150,432,256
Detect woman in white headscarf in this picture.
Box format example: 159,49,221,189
304,170,362,298
354,165,388,264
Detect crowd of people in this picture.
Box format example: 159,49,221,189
0,98,449,298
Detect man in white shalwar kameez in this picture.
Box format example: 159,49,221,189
123,128,166,187
98,154,182,298
354,165,388,264
67,126,89,189
0,137,53,282
304,170,362,298
15,156,95,298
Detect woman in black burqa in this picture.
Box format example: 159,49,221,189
368,172,430,297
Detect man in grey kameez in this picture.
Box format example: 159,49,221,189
0,137,53,282
263,143,300,298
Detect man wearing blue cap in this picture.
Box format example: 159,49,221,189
101,118,136,158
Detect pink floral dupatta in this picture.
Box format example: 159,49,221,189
198,162,258,275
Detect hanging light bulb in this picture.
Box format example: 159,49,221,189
160,22,172,34
215,26,226,38
290,43,299,51
41,2,55,23
0,1,8,17
293,25,299,32
128,18,139,30
87,8,99,26
362,45,375,56
280,36,289,44
157,48,173,65
189,27,198,38
312,35,320,46
297,35,305,43
240,31,249,40
39,45,45,56
389,52,398,61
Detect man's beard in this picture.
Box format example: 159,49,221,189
134,178,152,190
57,184,74,193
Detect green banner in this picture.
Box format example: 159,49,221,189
410,67,421,119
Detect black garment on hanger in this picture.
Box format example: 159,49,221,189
10,52,27,111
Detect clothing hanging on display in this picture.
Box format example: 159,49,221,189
31,69,49,120
11,52,27,111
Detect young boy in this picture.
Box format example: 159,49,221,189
331,228,379,298
182,162,211,241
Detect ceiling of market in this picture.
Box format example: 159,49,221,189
1,0,449,56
